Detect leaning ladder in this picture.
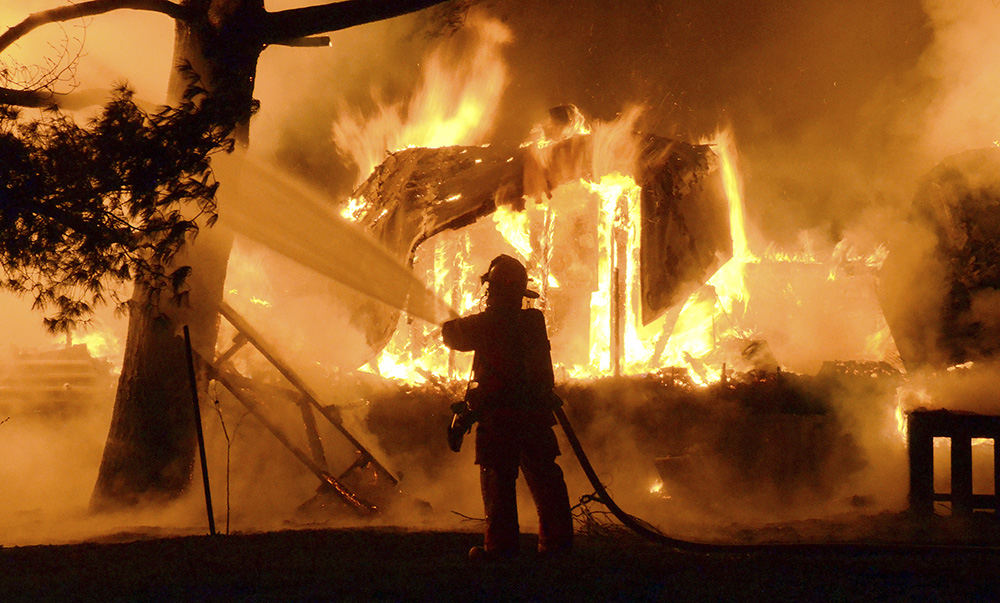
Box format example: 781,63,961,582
203,301,399,516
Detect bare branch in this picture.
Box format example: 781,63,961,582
0,86,52,107
1,20,85,105
0,1,188,55
272,36,331,48
262,0,451,45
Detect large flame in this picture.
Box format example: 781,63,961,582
332,13,511,182
330,14,513,382
492,205,532,259
326,15,898,385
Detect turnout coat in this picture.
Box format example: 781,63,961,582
441,306,560,467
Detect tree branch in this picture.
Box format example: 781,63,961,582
0,85,160,111
262,0,451,45
0,86,52,107
272,36,331,48
0,1,189,55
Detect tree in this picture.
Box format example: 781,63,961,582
0,83,234,333
1,0,453,508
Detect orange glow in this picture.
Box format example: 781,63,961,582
332,13,511,181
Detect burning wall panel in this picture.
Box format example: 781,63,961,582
639,136,730,324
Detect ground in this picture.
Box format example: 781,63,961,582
2,525,999,600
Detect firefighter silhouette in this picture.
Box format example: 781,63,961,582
442,254,573,559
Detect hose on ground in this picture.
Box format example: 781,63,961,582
553,405,718,553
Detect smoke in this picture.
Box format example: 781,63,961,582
916,0,1000,159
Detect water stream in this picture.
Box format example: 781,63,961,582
221,157,457,326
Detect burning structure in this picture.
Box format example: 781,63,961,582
184,6,1000,536
213,13,917,532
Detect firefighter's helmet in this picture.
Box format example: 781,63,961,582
481,254,539,299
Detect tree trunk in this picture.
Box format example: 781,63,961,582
89,0,454,509
91,0,260,509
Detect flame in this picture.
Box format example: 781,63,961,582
332,13,511,181
340,196,366,222
373,116,895,385
73,329,120,361
371,233,479,382
492,205,533,259
359,119,896,385
580,172,644,375
655,131,753,381
328,19,898,385
894,402,908,441
894,384,933,442
337,14,512,381
714,130,752,264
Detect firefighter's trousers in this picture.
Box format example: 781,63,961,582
479,451,573,554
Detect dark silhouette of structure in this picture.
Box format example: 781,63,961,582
908,409,1000,516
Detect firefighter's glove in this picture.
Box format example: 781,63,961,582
447,402,477,453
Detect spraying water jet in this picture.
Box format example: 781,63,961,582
223,157,459,328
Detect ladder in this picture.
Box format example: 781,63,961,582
204,301,399,516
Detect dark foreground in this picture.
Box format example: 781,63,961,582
2,528,1000,601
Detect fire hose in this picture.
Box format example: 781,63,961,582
552,402,719,553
